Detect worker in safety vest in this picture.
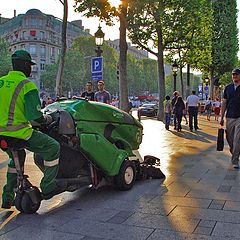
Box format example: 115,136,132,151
0,50,65,209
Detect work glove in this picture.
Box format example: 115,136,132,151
44,115,53,125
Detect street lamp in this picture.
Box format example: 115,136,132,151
94,25,105,57
172,60,178,91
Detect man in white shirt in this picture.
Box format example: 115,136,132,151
186,90,200,131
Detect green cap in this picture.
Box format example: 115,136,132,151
11,50,36,65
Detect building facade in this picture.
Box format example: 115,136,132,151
107,39,148,60
0,9,91,88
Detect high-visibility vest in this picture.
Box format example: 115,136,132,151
0,71,37,139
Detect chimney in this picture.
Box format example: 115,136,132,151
14,10,16,17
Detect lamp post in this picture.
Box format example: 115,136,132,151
172,60,178,92
94,25,105,57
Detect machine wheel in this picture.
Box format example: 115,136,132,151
115,160,136,191
15,191,23,212
21,188,41,214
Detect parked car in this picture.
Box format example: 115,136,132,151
137,103,158,120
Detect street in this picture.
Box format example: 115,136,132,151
1,113,240,239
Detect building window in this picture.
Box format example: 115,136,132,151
29,44,36,54
40,62,45,71
20,44,26,50
30,18,37,26
50,47,55,57
22,31,27,40
40,45,46,56
40,31,45,40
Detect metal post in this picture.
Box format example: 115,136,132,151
173,73,177,92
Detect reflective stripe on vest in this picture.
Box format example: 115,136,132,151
7,167,17,174
44,159,59,167
0,79,30,132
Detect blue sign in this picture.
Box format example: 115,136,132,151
91,57,103,81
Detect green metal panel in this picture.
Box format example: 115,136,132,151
79,133,128,176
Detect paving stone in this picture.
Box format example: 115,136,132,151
198,220,216,228
212,222,240,238
186,190,240,201
224,201,240,211
147,229,238,240
0,225,84,239
93,198,176,216
217,186,232,192
170,206,240,223
82,237,105,240
124,212,199,233
224,175,237,180
150,196,211,209
107,211,133,224
194,226,212,235
58,219,154,240
208,204,224,210
211,200,225,205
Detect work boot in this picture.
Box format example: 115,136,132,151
1,199,14,209
41,181,67,200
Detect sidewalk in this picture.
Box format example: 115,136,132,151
1,115,240,240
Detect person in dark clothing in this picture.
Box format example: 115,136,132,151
174,96,185,131
81,82,95,101
171,91,179,130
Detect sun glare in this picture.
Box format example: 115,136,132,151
109,0,121,8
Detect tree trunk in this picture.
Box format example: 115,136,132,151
119,1,129,112
180,65,184,98
210,65,214,99
55,0,68,97
186,64,190,98
156,31,165,121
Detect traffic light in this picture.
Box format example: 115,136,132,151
117,65,119,80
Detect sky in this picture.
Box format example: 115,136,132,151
1,0,240,55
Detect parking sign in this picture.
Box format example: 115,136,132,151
91,57,103,81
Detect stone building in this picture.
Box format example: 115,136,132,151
0,9,91,88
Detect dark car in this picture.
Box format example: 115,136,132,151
137,103,158,120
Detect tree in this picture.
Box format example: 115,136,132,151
127,0,206,120
73,0,134,112
40,36,158,97
0,39,11,76
210,0,238,98
55,0,68,97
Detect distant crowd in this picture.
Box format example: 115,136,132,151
164,90,221,132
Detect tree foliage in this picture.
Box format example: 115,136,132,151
0,39,11,77
40,36,158,96
127,0,208,119
73,0,135,112
211,0,238,76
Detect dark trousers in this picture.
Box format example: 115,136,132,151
188,106,199,130
176,113,183,130
165,113,171,129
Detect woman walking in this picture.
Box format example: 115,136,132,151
174,96,186,131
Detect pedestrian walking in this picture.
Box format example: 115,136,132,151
94,80,111,104
213,98,221,121
171,91,179,130
81,81,95,101
204,97,212,121
220,68,240,169
163,95,172,130
0,50,65,209
174,96,185,131
186,90,200,132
